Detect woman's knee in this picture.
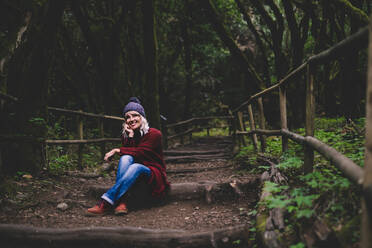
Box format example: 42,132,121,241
128,163,151,176
119,155,134,164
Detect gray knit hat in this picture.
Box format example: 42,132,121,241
123,97,146,117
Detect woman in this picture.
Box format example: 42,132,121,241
87,97,170,215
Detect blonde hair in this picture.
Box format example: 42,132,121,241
122,115,149,138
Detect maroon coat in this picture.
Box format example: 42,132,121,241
119,128,170,198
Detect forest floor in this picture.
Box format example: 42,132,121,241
0,136,260,233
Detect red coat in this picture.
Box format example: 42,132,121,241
119,128,170,198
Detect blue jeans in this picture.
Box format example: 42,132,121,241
101,155,151,205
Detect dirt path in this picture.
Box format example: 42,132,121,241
0,136,259,243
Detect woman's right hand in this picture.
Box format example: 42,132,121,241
124,123,134,138
104,148,120,161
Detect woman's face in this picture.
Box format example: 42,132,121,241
125,111,142,130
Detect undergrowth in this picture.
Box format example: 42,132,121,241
234,117,364,247
44,114,122,175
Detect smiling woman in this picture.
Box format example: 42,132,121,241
87,97,170,216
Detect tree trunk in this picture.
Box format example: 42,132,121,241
142,0,161,129
182,0,193,120
201,0,264,94
234,0,270,87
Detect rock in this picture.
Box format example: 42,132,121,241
57,203,68,211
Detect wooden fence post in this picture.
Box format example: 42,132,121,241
99,119,105,160
237,111,246,146
189,120,193,144
279,86,288,152
362,19,372,248
247,104,258,151
231,113,238,150
77,111,84,169
257,97,266,152
304,64,315,174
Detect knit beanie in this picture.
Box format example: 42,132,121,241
123,97,146,118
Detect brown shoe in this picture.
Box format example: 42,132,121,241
114,202,128,215
87,199,111,215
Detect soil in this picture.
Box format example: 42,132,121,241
0,137,260,233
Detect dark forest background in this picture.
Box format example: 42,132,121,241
0,0,370,172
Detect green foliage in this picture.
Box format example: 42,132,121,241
276,156,302,171
290,242,305,248
263,181,288,194
237,117,365,245
264,137,282,156
192,127,229,137
262,181,318,219
234,145,260,170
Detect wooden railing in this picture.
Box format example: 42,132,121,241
46,107,124,169
165,115,235,147
1,21,370,247
230,25,371,246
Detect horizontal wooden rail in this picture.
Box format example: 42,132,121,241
236,129,281,136
233,26,369,113
48,107,124,121
233,63,307,112
304,136,364,186
166,115,234,129
237,128,364,186
166,118,196,128
194,115,234,121
167,128,194,140
45,138,121,145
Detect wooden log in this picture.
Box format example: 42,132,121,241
88,180,259,203
0,223,249,248
164,149,226,156
256,156,287,248
362,19,372,248
304,64,315,174
165,154,229,163
167,164,232,174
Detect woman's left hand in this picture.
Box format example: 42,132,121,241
104,148,120,161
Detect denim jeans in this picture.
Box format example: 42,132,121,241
101,155,151,205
